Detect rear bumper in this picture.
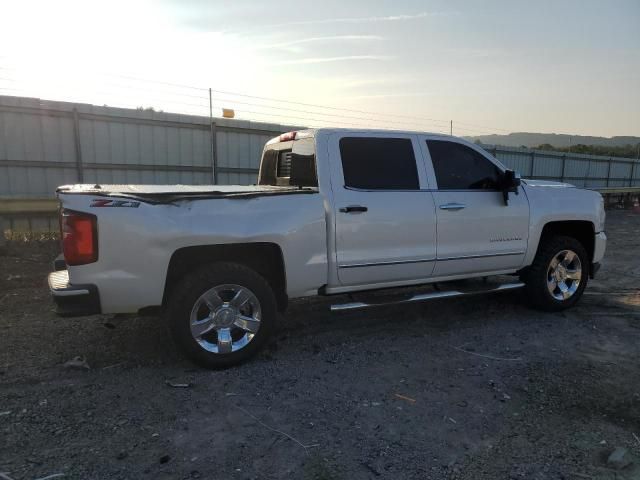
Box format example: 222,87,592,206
48,270,101,317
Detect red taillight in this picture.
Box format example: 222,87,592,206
60,210,98,266
279,131,297,142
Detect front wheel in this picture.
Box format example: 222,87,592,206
167,262,277,369
521,235,589,311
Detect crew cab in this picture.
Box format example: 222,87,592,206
49,129,607,368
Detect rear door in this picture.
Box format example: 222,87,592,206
328,132,437,287
420,137,530,276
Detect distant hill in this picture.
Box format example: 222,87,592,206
465,132,640,149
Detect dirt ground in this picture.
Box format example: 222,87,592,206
1,210,639,480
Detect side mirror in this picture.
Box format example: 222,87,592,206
501,169,521,205
504,169,521,190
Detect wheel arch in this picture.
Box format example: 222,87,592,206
163,242,288,311
538,220,595,261
521,220,596,276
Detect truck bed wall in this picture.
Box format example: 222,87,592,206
60,192,327,313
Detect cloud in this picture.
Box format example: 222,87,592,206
258,11,451,29
274,55,390,65
260,35,383,50
337,76,411,89
349,92,435,100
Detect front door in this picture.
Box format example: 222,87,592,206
329,133,437,287
421,138,530,277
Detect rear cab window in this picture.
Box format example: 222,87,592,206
259,134,318,187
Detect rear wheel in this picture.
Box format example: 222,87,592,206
521,235,589,311
167,262,277,369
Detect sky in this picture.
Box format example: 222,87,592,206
0,0,638,137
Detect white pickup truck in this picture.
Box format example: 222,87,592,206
50,129,607,368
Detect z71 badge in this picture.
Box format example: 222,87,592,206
90,199,140,208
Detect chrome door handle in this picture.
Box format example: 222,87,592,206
439,203,466,211
339,205,368,213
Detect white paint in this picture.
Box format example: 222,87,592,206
58,128,607,314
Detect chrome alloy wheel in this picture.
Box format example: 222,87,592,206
546,250,582,301
189,284,262,354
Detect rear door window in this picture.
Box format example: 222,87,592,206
339,137,419,190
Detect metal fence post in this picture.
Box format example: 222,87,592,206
530,151,536,177
210,121,218,184
606,158,612,187
561,154,567,182
629,161,636,187
72,108,84,182
209,88,218,184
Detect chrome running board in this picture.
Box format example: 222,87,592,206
330,282,525,312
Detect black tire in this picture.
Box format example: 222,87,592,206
166,262,277,369
521,235,589,311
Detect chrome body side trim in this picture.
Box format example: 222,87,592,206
338,258,436,269
338,251,525,269
437,251,525,261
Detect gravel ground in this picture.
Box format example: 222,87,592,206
1,210,639,480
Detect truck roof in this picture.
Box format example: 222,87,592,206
298,128,453,137
265,128,455,146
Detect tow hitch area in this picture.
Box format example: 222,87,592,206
48,270,101,317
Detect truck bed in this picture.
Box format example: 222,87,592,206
57,184,318,203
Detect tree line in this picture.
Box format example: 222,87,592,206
533,143,639,159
